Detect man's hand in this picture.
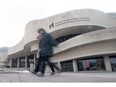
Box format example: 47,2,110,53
36,34,41,39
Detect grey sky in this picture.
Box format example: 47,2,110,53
0,0,115,48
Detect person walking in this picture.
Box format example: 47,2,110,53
32,28,60,77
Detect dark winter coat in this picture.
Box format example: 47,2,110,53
39,32,59,56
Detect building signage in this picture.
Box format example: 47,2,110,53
49,17,90,29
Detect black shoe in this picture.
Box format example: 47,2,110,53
50,72,56,75
31,71,37,75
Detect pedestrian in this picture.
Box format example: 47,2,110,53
32,28,60,77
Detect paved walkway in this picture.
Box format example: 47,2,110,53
0,69,116,82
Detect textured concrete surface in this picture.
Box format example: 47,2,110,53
0,69,116,82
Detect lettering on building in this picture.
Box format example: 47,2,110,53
49,17,90,29
49,22,54,29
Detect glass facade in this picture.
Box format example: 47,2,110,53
12,58,17,68
27,54,34,68
60,60,73,72
19,57,25,68
77,57,105,71
109,56,116,72
56,34,80,43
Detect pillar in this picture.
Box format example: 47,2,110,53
55,61,61,73
25,56,27,69
103,55,112,72
17,58,19,68
10,58,12,69
73,60,78,72
57,61,61,69
33,53,36,69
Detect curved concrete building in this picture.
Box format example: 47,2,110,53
0,51,8,68
7,9,116,72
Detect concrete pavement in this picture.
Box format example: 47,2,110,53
0,69,116,82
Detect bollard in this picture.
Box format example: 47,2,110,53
30,63,34,72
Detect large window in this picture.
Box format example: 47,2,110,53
110,56,116,72
60,60,73,72
56,34,80,43
12,58,17,68
77,57,105,71
19,57,25,68
27,54,34,68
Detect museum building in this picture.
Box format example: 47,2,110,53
7,9,116,72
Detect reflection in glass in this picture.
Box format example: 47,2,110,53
12,58,17,68
27,54,34,68
19,57,25,68
77,57,105,71
56,34,80,43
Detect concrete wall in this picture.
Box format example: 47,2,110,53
0,51,8,67
6,9,116,71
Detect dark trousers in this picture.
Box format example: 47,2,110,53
34,56,43,73
34,55,60,74
41,56,55,74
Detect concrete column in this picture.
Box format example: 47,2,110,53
30,63,34,72
103,55,112,72
55,61,61,72
73,60,78,72
57,61,61,69
25,56,27,69
17,58,19,68
33,54,36,69
36,51,39,58
10,58,12,69
34,54,36,64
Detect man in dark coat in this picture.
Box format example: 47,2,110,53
33,28,60,77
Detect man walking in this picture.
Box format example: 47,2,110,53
33,28,60,77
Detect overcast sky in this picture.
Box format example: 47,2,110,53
0,0,116,48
